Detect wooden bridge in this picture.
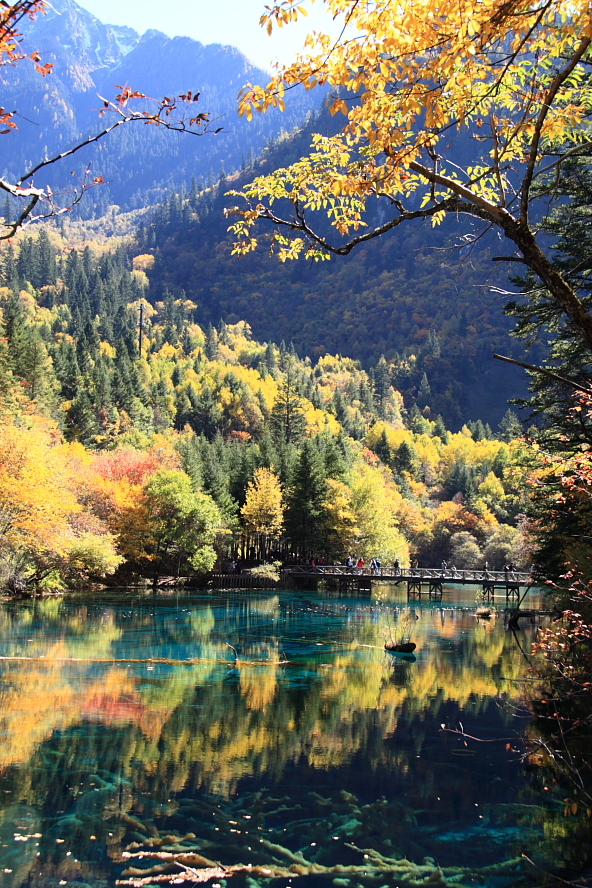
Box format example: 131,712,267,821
281,565,534,600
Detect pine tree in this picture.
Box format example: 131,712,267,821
0,317,17,418
201,444,238,522
67,389,99,445
257,430,278,470
433,415,449,443
426,328,441,359
498,409,522,442
20,333,58,406
270,359,306,445
321,434,346,479
284,440,329,555
407,403,429,434
393,440,419,479
37,229,56,287
374,429,393,466
358,377,375,413
205,324,219,361
264,341,277,375
373,355,391,416
192,383,223,439
175,432,204,489
218,319,229,345
417,372,432,409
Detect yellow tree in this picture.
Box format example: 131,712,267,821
241,467,284,558
231,0,592,351
349,462,410,562
0,421,121,589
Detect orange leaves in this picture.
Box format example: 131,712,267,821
0,1,50,92
0,108,17,134
114,85,147,106
93,443,178,486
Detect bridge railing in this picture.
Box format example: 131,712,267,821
282,563,532,583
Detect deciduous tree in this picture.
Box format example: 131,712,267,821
231,0,592,354
241,467,284,558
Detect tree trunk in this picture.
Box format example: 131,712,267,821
502,216,592,355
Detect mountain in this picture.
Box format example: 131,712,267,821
0,0,322,213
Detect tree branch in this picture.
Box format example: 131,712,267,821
0,91,215,238
256,196,488,256
520,35,592,223
493,353,592,394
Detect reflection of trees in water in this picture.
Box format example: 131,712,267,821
0,597,533,801
1,595,585,884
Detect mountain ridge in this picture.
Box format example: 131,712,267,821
0,0,323,212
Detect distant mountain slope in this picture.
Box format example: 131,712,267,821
138,120,539,429
0,0,322,213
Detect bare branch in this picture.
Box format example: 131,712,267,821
0,90,216,239
492,353,592,394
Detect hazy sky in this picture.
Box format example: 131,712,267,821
75,0,340,71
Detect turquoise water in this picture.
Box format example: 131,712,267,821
0,586,585,888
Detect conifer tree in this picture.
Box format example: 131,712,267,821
284,440,329,555
200,446,238,522
270,358,306,445
67,389,99,445
205,325,219,361
193,384,223,439
373,355,391,417
499,409,522,442
393,440,419,479
426,329,441,359
374,429,393,467
433,415,449,443
417,372,432,409
264,341,277,376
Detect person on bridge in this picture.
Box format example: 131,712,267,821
441,560,447,573
393,558,400,576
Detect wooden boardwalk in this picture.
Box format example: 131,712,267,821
281,565,534,599
204,565,537,601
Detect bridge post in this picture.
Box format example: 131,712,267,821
429,580,443,597
506,584,520,602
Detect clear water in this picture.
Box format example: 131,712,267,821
0,586,586,888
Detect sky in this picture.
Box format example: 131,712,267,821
74,0,340,71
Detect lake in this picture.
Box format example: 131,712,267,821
0,585,587,888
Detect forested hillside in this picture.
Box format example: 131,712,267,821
0,229,535,592
138,163,536,429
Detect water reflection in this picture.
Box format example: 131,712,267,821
0,587,580,886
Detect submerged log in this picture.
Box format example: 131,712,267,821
384,642,416,653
